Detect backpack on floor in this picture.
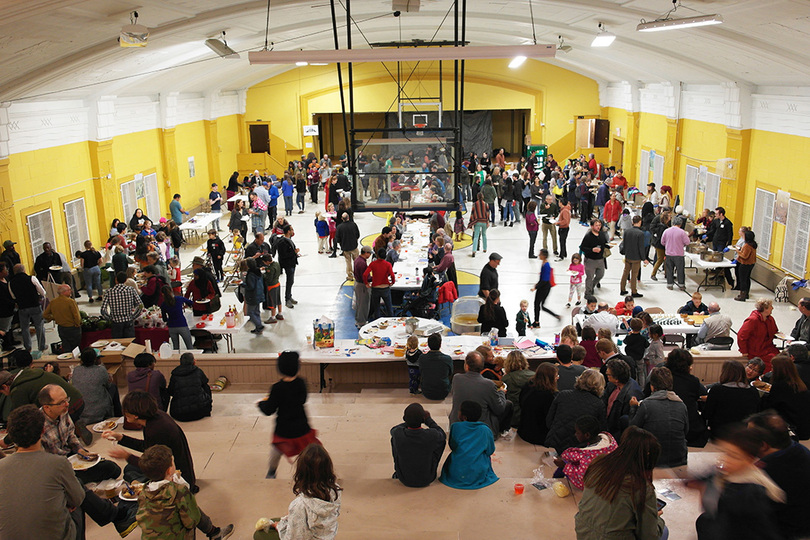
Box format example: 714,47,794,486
774,277,790,303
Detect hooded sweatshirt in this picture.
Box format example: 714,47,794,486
137,476,201,540
275,489,342,540
559,432,618,490
127,367,168,411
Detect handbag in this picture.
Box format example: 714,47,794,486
549,268,556,287
209,295,222,312
603,246,612,259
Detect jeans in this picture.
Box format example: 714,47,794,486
57,325,82,353
473,222,488,252
19,306,46,351
111,321,135,339
296,193,305,211
84,265,102,298
169,326,193,349
487,203,496,224
354,283,371,326
252,210,267,235
558,227,569,258
212,211,222,231
247,303,263,330
502,203,514,223
0,316,13,351
528,230,538,257
584,257,605,296
283,265,295,302
268,206,277,227
665,255,686,286
283,195,293,215
370,287,393,319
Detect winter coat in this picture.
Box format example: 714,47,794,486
136,479,200,539
604,379,645,439
128,367,169,411
629,390,689,467
545,389,606,453
168,364,212,422
575,479,665,540
71,364,113,424
244,269,264,305
275,490,341,540
737,310,780,367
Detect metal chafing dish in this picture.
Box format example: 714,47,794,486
687,243,708,254
701,250,724,262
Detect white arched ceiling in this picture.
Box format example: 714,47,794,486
2,0,810,103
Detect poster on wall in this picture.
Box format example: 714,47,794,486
774,189,790,225
188,156,196,178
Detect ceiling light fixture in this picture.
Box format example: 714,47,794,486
120,11,149,48
637,13,723,32
295,61,309,66
637,1,723,32
205,31,240,59
557,35,572,53
591,23,615,48
508,56,527,69
249,44,556,65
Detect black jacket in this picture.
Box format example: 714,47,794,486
621,226,646,261
168,365,212,422
335,221,360,252
545,389,606,453
276,237,299,269
760,442,810,539
390,418,446,488
762,383,810,440
9,272,40,310
603,379,644,439
478,304,508,337
707,216,734,248
518,386,556,445
704,384,760,434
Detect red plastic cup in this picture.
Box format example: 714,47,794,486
514,483,524,495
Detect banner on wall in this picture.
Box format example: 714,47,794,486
774,189,790,225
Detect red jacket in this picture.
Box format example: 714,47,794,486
738,310,780,370
603,200,622,223
363,259,395,287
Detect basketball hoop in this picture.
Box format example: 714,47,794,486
414,123,427,129
412,114,427,134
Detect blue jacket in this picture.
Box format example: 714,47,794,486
268,184,279,206
315,219,329,237
595,182,610,206
244,269,264,305
439,421,498,489
281,180,294,197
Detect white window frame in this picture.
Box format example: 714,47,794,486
63,198,90,265
121,179,138,223
144,173,161,221
704,172,721,211
752,188,774,259
684,165,698,218
782,198,810,279
27,209,57,261
652,153,665,187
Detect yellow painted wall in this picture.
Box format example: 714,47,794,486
174,121,212,208
216,114,240,183
675,118,728,213
6,141,101,269
744,129,810,274
245,59,601,174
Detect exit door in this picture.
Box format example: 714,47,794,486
249,124,270,154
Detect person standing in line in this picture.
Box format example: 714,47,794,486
352,246,373,328
556,199,571,261
539,195,559,255
661,216,690,291
208,183,223,232
525,200,539,259
363,248,396,320
579,219,609,297
43,284,82,353
734,230,757,302
619,215,647,298
294,173,307,214
80,240,103,303
469,193,490,257
281,175,294,217
9,263,47,352
276,225,300,310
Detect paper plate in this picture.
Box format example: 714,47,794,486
196,298,211,303
69,454,101,470
49,265,63,271
92,417,124,433
57,353,73,360
90,340,109,348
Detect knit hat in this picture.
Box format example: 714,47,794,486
277,351,300,377
403,403,425,428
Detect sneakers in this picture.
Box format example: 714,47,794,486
575,301,581,306
632,293,643,298
286,301,295,309
667,285,674,290
499,429,514,441
208,524,234,540
266,469,277,479
275,314,284,321
566,303,571,308
620,290,628,296
250,327,265,334
471,252,476,258
89,298,94,304
264,317,277,324
291,298,299,305
650,274,658,281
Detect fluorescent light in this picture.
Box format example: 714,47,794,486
508,56,527,69
295,61,309,66
249,44,556,65
591,31,616,47
637,14,723,32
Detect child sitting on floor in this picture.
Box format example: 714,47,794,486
553,415,617,490
439,401,499,490
405,335,422,395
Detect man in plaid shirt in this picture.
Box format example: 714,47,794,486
101,272,143,338
38,384,121,484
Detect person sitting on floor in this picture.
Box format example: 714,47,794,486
439,400,498,490
390,403,446,488
552,415,617,490
167,353,212,422
448,351,511,439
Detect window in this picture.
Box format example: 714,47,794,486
27,209,56,261
63,198,90,264
639,149,650,184
684,165,698,218
121,179,137,223
752,189,774,259
782,199,810,278
652,153,665,187
704,172,720,211
144,173,161,221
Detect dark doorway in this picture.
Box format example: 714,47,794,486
249,124,270,154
